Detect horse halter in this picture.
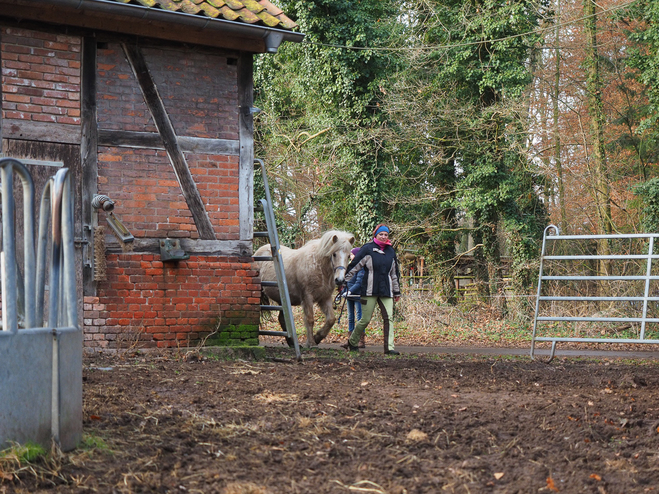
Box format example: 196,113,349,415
331,255,347,279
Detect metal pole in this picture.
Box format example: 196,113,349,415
641,236,654,340
48,171,65,328
61,171,78,328
1,161,17,333
36,180,53,326
531,225,559,359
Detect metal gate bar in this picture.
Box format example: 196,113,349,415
531,225,659,362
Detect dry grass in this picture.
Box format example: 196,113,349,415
222,482,269,494
260,275,659,350
259,288,533,348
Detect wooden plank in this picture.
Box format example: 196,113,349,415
177,136,240,156
122,43,216,240
237,52,254,241
104,237,252,257
1,119,81,144
98,130,163,149
97,129,239,155
81,36,98,296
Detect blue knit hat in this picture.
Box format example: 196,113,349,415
373,224,390,236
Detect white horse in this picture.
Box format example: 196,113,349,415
255,230,355,347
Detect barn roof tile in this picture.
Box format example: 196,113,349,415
103,0,297,30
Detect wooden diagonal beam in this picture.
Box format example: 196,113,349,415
122,43,216,240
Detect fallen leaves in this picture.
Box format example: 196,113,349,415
547,476,559,492
494,472,504,480
406,429,428,442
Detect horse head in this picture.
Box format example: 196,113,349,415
318,230,355,286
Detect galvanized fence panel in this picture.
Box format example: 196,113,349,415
0,158,82,451
531,225,659,361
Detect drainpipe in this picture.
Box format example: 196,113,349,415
24,0,304,53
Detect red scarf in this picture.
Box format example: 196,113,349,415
373,237,391,249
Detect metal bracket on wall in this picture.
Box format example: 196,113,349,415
76,226,92,268
106,213,134,244
160,239,189,262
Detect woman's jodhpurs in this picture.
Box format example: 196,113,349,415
348,296,395,353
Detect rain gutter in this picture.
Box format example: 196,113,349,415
24,0,304,52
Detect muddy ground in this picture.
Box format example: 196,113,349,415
4,346,659,493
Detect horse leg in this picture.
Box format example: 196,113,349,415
314,297,336,345
301,298,316,348
278,311,294,348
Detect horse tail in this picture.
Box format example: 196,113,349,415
260,289,270,308
259,289,276,324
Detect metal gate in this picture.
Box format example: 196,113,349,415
0,158,82,451
531,225,659,362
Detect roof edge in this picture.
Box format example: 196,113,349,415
24,0,304,52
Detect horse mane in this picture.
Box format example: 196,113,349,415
314,230,355,258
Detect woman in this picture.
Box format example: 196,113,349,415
343,224,401,355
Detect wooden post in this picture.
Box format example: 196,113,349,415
238,52,254,243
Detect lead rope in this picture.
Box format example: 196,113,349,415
335,287,347,324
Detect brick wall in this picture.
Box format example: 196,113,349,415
142,46,239,140
96,43,239,139
97,148,240,240
90,43,254,349
96,43,156,132
84,255,260,350
1,25,258,350
1,27,80,124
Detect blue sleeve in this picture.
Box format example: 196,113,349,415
348,268,364,292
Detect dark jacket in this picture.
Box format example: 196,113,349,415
345,241,401,298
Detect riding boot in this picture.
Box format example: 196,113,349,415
358,333,366,348
341,331,352,349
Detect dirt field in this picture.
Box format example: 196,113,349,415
4,346,659,493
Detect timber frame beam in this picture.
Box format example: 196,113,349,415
122,42,216,241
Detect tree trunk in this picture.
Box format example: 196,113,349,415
553,0,568,234
482,217,507,315
583,0,612,279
